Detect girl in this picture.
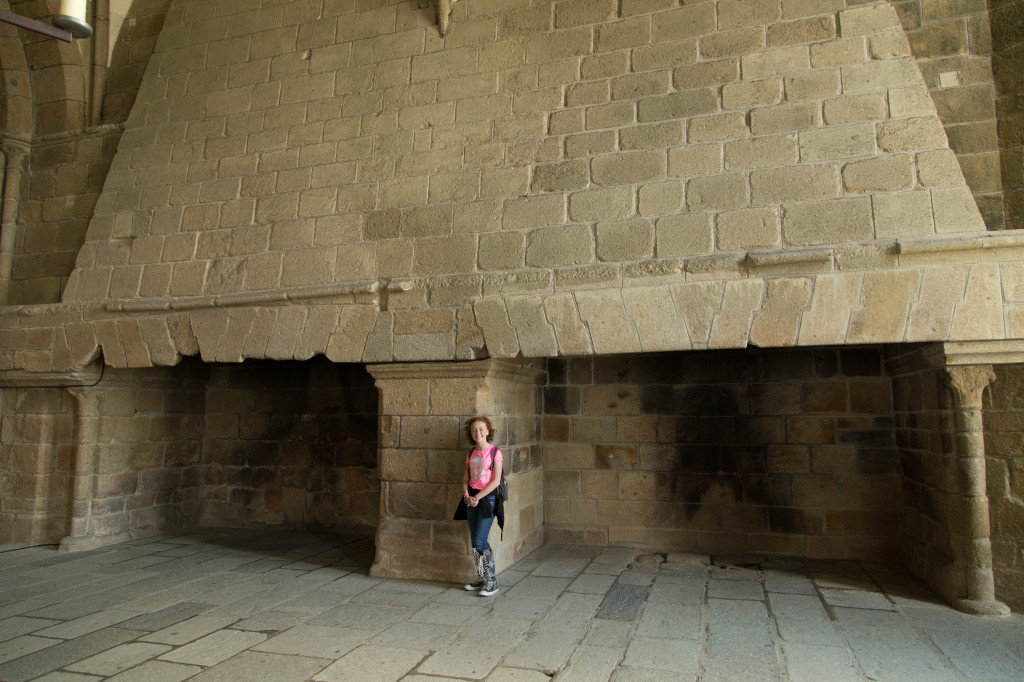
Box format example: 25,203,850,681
461,416,502,596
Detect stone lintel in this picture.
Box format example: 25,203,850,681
368,358,546,384
0,362,103,387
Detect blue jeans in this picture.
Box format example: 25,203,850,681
466,489,496,552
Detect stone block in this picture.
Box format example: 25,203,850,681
751,165,840,204
931,186,987,234
479,232,525,271
566,130,617,158
722,79,783,110
716,207,780,251
638,181,684,217
950,264,1003,340
469,299,517,360
768,15,837,46
673,59,740,90
839,3,900,36
785,69,840,101
668,144,723,178
842,155,915,193
872,190,935,238
916,149,964,187
632,40,699,72
545,294,594,355
655,212,714,258
701,27,766,59
622,286,693,351
709,280,765,349
823,93,887,125
750,101,821,136
847,269,920,343
742,46,810,80
596,219,655,261
576,290,641,354
591,151,667,186
725,135,798,170
652,4,716,42
877,117,949,153
687,173,749,210
782,197,873,246
569,186,635,222
718,0,782,31
507,296,559,357
749,278,813,347
798,273,863,345
841,59,921,94
503,195,566,230
688,113,748,142
637,90,718,123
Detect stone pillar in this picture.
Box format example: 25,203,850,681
60,384,128,551
367,358,545,582
942,365,1010,616
0,141,27,304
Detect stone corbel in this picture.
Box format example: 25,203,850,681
942,365,1010,616
436,0,454,35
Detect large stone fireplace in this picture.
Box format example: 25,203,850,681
2,0,1024,615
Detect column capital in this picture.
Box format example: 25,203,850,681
943,364,995,407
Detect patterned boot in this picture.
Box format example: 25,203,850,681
480,548,498,597
464,549,484,591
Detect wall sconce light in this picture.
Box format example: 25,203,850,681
53,0,93,39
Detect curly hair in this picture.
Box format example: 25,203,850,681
464,415,495,444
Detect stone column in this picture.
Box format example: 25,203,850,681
367,358,545,582
942,365,1010,616
60,384,128,551
0,142,27,304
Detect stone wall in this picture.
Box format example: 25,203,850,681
990,0,1024,229
897,0,1004,229
62,362,207,548
542,348,900,560
0,384,74,545
986,364,1024,611
199,358,379,533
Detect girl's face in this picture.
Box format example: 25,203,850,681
470,420,490,446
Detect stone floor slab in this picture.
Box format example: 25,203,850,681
65,641,171,675
312,643,427,682
105,660,202,682
189,651,329,681
251,624,368,659
157,628,265,667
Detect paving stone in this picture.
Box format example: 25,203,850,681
65,642,172,676
158,628,265,666
635,604,702,639
767,593,829,621
924,628,1024,682
308,602,409,629
819,588,894,610
140,615,240,645
646,581,705,605
782,642,861,682
706,623,777,661
621,637,700,673
0,634,60,662
699,654,784,681
350,586,436,608
105,660,202,682
555,644,623,681
707,579,765,600
251,624,367,659
487,668,554,682
531,557,591,578
706,598,770,625
568,573,617,594
31,672,101,681
583,619,635,648
189,651,329,681
369,621,459,651
0,616,60,642
0,627,143,682
409,602,485,626
612,668,693,681
118,602,213,631
417,639,508,679
842,629,959,682
504,627,581,671
507,577,575,601
34,609,139,640
597,584,649,621
313,644,427,681
775,618,847,646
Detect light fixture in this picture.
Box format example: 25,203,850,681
53,0,92,39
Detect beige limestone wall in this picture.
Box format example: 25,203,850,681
896,0,1004,229
985,363,1024,611
61,0,993,308
0,384,74,544
989,0,1024,229
542,348,901,560
199,358,379,533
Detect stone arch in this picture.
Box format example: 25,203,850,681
0,2,33,141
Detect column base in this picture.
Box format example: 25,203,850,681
59,531,130,553
953,598,1011,617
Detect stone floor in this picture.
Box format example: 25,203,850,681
0,530,1022,681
